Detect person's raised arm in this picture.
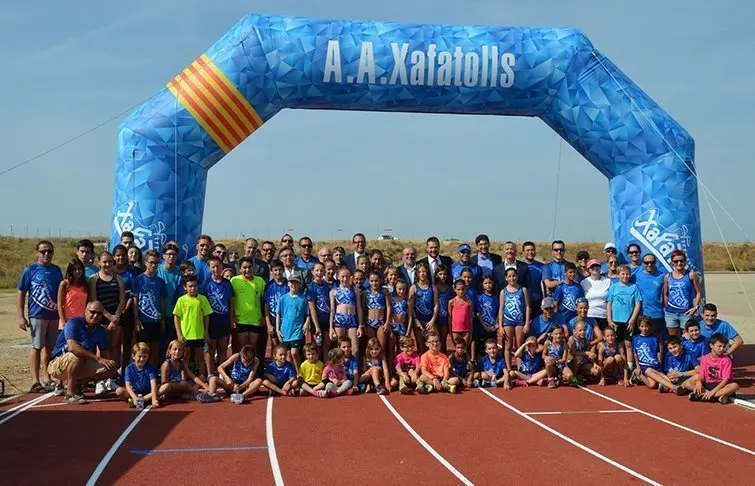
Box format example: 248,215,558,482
513,342,527,358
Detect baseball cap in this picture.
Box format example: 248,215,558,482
541,297,556,309
458,244,472,252
287,274,301,283
603,242,616,251
587,258,601,269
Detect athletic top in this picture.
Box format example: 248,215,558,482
632,334,661,371
200,278,233,315
365,289,386,311
94,274,121,315
264,280,290,319
165,358,185,383
334,286,357,306
125,362,157,395
503,286,525,325
118,266,139,295
567,317,596,342
230,356,257,383
132,273,168,322
395,352,420,372
413,284,434,321
365,358,383,369
553,281,584,322
663,350,694,375
682,337,705,363
527,261,544,301
450,353,469,377
391,297,408,319
480,354,506,378
476,292,499,329
62,283,88,323
519,351,543,375
344,355,359,381
547,341,566,361
665,272,694,313
602,341,621,358
451,298,472,332
307,280,331,324
436,285,452,325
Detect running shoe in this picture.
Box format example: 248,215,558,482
688,392,703,402
317,390,327,398
52,383,66,396
513,379,528,387
417,383,429,394
718,395,731,405
230,393,245,404
658,384,667,394
399,384,410,395
536,379,546,387
447,384,457,394
673,386,686,396
489,380,498,388
64,394,87,405
376,385,388,395
629,374,642,386
471,379,480,388
95,381,107,396
197,392,222,403
547,378,558,389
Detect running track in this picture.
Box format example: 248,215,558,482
2,380,754,485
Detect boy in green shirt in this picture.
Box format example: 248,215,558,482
173,275,213,377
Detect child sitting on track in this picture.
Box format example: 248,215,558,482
320,348,353,398
689,333,740,404
297,343,325,397
393,335,421,394
682,319,705,364
359,337,389,395
159,340,209,400
209,344,263,404
630,316,663,388
543,326,571,389
644,336,697,395
449,337,474,388
597,327,627,386
339,336,360,394
263,345,298,396
478,338,511,389
512,336,547,386
567,321,601,384
116,343,159,409
418,331,461,394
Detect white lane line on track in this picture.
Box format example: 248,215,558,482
31,398,116,409
86,406,151,486
0,393,53,425
578,386,755,457
266,396,284,486
479,389,661,486
0,393,26,405
525,409,637,416
379,395,474,486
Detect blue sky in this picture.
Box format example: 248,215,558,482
1,1,753,243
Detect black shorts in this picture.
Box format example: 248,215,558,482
137,321,162,343
317,315,330,334
236,323,265,334
281,339,305,350
185,338,206,350
209,314,231,339
164,316,177,341
614,322,635,342
649,317,666,336
594,318,609,330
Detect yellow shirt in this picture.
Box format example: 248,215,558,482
173,294,212,340
298,360,324,385
231,275,266,325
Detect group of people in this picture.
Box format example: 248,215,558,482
15,231,743,406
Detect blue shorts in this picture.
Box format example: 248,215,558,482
334,313,358,329
415,313,432,324
641,364,662,374
366,318,385,330
390,322,407,336
502,319,523,328
664,312,689,330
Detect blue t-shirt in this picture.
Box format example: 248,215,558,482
132,273,167,323
344,355,360,381
700,319,739,347
519,351,543,375
119,266,140,295
51,316,108,358
567,316,596,342
17,263,63,319
230,357,257,383
188,256,211,284
84,264,99,281
541,260,567,292
529,314,563,339
157,265,182,317
527,261,544,301
264,280,290,319
464,288,478,314
553,281,584,322
278,293,308,342
682,337,705,364
450,262,481,285
201,278,233,315
125,362,158,394
663,350,695,375
450,353,469,378
476,292,499,329
480,354,506,378
263,360,297,385
295,256,319,271
607,283,642,323
634,269,666,319
632,334,661,371
307,280,331,324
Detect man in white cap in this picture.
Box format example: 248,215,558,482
450,243,481,288
600,242,617,275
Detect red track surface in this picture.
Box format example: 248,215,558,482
2,358,755,485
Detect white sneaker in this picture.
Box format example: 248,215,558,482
230,393,244,404
106,378,118,392
95,381,106,395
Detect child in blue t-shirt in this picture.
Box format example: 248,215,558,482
607,264,643,373
631,316,663,388
116,343,159,409
339,336,360,394
132,250,167,367
264,260,290,349
200,256,234,376
276,275,310,370
262,345,298,396
449,337,474,388
553,263,584,323
645,335,697,395
512,336,547,386
682,319,705,364
478,339,511,389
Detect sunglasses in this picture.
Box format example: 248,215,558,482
300,244,312,248
605,249,617,253
282,239,293,244
262,247,274,252
673,259,686,264
643,260,656,265
88,310,103,317
553,248,565,253
628,251,640,255
39,249,54,255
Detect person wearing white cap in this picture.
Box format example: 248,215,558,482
580,259,611,329
450,244,481,288
600,242,617,275
527,297,564,343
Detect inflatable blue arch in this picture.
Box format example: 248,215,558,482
111,13,701,275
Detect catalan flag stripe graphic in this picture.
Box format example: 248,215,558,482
167,54,262,153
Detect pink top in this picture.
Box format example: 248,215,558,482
395,352,420,373
61,283,88,329
450,298,472,333
699,353,733,384
323,364,347,383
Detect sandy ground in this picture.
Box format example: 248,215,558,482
1,274,754,395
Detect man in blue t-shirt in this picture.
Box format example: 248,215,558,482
188,234,213,284
522,242,544,316
700,303,743,355
450,244,481,288
294,236,320,271
634,253,667,336
48,302,117,404
528,298,564,343
16,240,64,393
542,240,569,297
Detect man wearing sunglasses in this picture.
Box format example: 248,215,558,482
634,252,667,336
295,236,319,271
47,302,117,404
17,240,64,393
600,242,618,275
542,240,570,295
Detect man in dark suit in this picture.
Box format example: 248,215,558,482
343,232,367,273
493,241,530,291
278,246,311,284
396,246,418,284
470,234,502,277
419,236,453,283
